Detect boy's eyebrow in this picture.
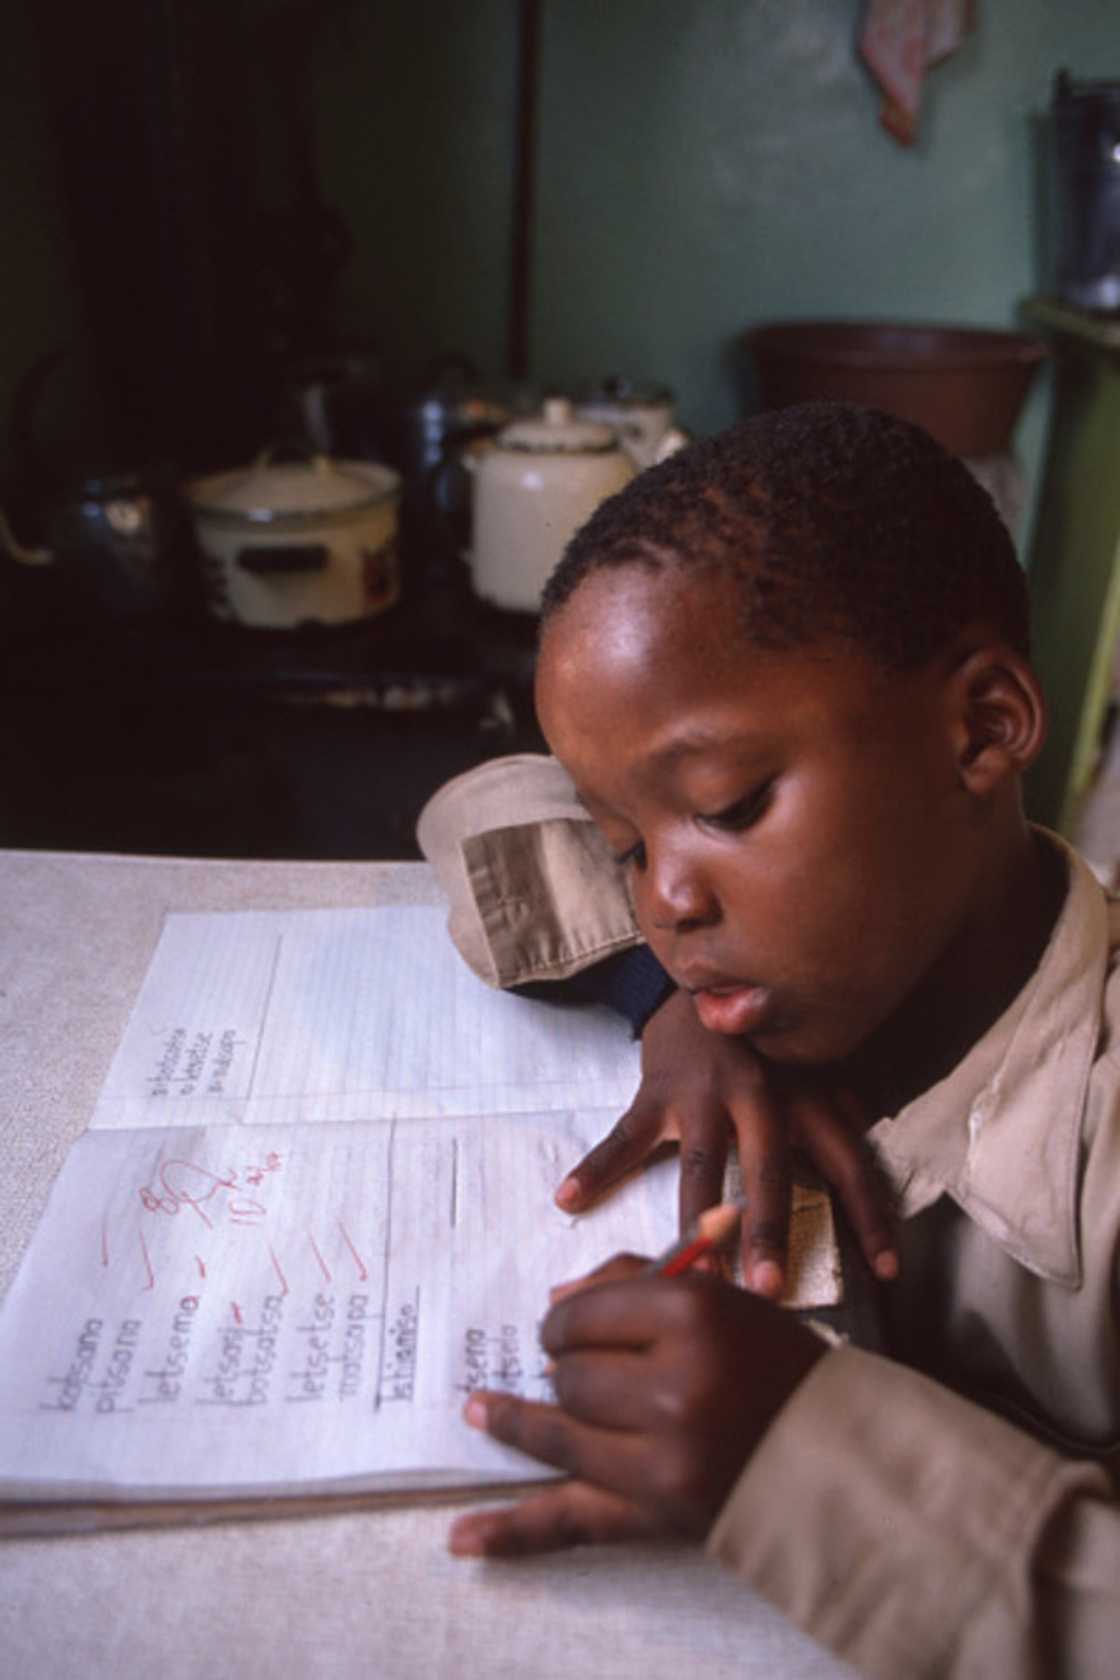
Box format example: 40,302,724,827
647,725,766,768
567,727,770,811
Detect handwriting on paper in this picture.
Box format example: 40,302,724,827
148,1028,246,1099
138,1151,283,1229
0,1112,676,1499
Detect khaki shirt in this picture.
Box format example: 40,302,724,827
418,755,1120,1679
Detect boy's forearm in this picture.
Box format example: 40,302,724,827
709,1344,1118,1680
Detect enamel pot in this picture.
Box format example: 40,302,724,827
186,451,401,629
467,399,635,613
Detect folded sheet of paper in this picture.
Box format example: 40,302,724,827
0,906,838,1530
0,908,677,1516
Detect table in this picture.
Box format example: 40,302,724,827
0,849,851,1680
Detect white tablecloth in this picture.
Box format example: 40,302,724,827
0,849,851,1680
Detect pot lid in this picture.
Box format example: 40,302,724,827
190,452,392,522
499,398,618,454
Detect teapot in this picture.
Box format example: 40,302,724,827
467,398,635,613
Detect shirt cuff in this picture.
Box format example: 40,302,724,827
515,944,676,1036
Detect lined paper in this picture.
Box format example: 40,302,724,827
0,1112,678,1501
0,906,675,1503
91,908,642,1130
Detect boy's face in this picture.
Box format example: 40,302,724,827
536,563,985,1069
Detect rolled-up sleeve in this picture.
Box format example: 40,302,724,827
708,1345,1119,1679
416,754,640,986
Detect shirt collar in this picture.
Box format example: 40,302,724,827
867,834,1113,1289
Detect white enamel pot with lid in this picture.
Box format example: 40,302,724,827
467,398,636,613
186,450,401,629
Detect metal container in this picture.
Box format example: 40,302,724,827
1051,70,1120,312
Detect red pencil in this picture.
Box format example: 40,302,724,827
648,1198,748,1278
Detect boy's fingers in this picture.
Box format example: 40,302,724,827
550,1350,654,1430
733,1091,790,1299
675,1106,730,1236
542,1273,722,1357
464,1390,647,1497
788,1089,899,1281
448,1481,661,1557
555,1099,666,1211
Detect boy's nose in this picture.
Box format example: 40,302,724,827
645,851,719,933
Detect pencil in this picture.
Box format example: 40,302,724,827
647,1198,748,1278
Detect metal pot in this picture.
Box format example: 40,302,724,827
185,450,401,630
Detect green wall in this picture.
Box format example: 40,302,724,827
6,0,1120,500
315,0,1118,544
530,0,1074,431
528,1,1118,426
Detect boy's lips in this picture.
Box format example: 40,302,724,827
683,973,775,1036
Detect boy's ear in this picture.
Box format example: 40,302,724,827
946,646,1047,795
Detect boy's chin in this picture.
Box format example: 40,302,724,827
736,1013,871,1071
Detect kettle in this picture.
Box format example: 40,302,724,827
1,467,185,619
390,354,514,586
574,376,689,469
468,398,636,613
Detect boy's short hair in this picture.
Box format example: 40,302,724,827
541,401,1030,669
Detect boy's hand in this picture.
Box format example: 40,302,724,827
448,1260,825,1558
555,987,897,1297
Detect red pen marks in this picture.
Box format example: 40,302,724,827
195,1255,207,1280
101,1214,110,1268
268,1244,290,1297
308,1230,332,1285
338,1222,368,1282
243,1151,283,1187
138,1157,268,1230
231,1302,244,1326
139,1230,156,1292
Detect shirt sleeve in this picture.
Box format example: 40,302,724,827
707,1344,1120,1679
416,753,641,987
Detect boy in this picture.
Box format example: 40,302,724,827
420,403,1119,1677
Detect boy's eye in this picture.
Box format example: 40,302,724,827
612,839,647,870
699,781,774,834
